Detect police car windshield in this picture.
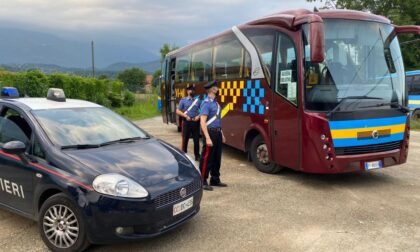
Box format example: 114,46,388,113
32,107,148,148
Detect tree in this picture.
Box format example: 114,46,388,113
159,43,179,63
117,68,146,93
307,0,420,70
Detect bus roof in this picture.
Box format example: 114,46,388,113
167,8,390,57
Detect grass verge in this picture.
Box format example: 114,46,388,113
411,118,420,131
113,93,160,121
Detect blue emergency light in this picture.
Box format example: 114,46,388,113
1,87,19,98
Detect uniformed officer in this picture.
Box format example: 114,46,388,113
199,80,227,191
176,85,201,161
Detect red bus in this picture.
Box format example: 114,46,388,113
160,9,420,174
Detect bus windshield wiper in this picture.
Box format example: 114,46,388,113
99,137,146,147
61,144,101,150
327,96,383,117
360,101,410,113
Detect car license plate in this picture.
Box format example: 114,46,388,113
364,160,382,170
173,197,194,216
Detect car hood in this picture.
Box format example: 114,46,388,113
65,139,188,187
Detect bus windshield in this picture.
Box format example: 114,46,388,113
304,19,405,112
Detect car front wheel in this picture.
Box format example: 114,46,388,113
39,193,90,252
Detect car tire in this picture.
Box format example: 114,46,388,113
250,135,282,174
38,193,90,252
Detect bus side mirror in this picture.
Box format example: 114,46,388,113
383,25,420,73
310,21,325,63
384,25,420,49
395,25,420,35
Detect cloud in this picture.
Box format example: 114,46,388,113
0,0,321,54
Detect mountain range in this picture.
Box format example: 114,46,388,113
0,27,161,74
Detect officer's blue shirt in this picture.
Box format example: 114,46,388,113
200,97,221,129
178,96,201,118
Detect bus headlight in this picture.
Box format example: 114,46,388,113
93,173,148,198
185,154,201,174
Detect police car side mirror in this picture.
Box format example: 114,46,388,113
3,141,26,155
2,141,30,164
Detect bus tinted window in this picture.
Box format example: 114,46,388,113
246,31,275,82
192,47,212,82
175,53,191,83
214,38,243,79
409,74,420,94
275,34,298,105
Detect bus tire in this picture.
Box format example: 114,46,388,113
250,135,281,174
39,193,90,252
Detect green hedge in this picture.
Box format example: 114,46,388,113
0,70,133,108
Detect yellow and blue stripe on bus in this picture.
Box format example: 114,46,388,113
329,116,406,148
408,95,420,110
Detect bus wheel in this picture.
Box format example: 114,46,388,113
250,135,281,174
39,193,90,252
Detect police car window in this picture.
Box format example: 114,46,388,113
0,108,32,146
31,137,46,159
32,107,148,147
0,117,30,147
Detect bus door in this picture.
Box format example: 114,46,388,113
169,58,177,123
161,58,169,123
270,32,300,169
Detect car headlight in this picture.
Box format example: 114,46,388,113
185,154,201,174
92,173,148,198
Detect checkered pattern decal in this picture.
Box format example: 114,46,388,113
242,80,265,115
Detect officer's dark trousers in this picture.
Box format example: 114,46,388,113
182,120,200,158
199,129,222,184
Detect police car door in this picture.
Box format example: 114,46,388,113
0,106,35,215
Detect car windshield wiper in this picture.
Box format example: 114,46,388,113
61,144,101,150
99,136,147,147
327,96,383,117
360,101,410,113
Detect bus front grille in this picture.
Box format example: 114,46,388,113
335,141,402,155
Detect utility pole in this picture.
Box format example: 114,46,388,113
91,40,95,78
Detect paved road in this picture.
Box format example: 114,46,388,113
1,116,420,251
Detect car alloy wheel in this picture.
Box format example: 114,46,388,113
43,204,79,249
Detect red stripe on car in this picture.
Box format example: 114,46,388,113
0,151,94,191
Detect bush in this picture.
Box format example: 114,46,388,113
123,91,136,106
0,70,139,109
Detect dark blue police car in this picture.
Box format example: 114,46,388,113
0,87,202,251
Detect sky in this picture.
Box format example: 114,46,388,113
0,0,321,57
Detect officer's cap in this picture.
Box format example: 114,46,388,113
204,80,218,89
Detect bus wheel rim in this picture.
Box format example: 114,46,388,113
43,204,79,249
256,144,270,165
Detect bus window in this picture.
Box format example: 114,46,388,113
175,53,191,83
275,34,298,105
245,30,275,83
191,47,212,82
411,75,420,94
214,38,243,80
